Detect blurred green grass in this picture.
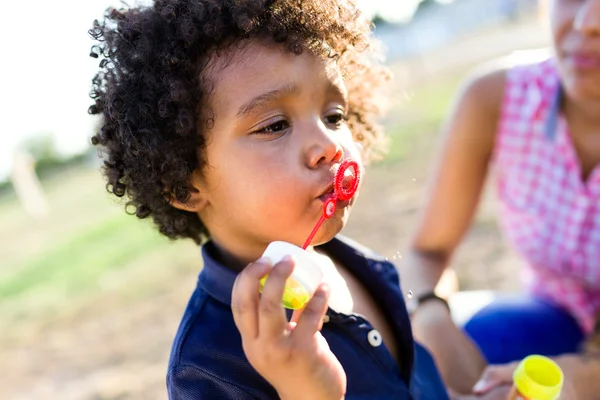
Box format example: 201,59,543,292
0,212,162,299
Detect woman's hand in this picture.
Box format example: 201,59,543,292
471,358,580,400
231,256,346,400
470,362,519,395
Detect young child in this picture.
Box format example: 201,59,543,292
88,1,449,398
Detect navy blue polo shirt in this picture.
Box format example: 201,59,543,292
167,236,449,399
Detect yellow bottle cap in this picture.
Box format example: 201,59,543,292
513,355,564,400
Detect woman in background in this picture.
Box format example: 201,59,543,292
403,0,600,398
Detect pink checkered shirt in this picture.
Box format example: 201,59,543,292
493,58,600,334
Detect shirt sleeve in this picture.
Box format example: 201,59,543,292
167,364,261,400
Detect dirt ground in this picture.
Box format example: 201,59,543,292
1,17,549,400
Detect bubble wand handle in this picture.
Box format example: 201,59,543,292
302,215,326,250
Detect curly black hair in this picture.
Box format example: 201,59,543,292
88,0,390,244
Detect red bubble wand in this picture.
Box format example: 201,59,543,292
302,159,361,250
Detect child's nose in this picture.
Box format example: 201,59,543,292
305,125,344,169
574,0,600,35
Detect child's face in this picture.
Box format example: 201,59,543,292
190,40,362,263
550,0,600,100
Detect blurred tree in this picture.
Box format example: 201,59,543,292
21,133,57,163
19,133,88,180
417,0,438,12
0,180,14,198
371,13,389,27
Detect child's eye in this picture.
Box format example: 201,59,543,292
324,112,347,128
252,119,290,135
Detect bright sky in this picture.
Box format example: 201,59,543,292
0,0,431,181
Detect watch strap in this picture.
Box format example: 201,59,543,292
418,292,449,309
409,291,450,316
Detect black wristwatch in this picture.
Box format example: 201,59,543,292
406,291,450,316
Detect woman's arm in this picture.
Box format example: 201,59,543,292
400,67,507,392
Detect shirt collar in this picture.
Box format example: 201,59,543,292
529,58,562,141
544,83,562,141
197,241,240,306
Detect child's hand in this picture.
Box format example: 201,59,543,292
232,256,346,400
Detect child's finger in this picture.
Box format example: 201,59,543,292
232,258,271,339
290,283,330,341
258,257,294,339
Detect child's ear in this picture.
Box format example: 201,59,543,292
169,170,208,212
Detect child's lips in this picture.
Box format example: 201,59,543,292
567,52,600,70
316,174,358,201
318,190,335,202
318,191,350,208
